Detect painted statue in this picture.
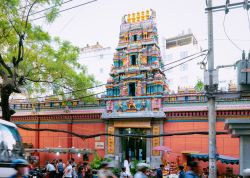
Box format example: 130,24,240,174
122,83,128,96
152,98,160,111
106,100,113,112
127,97,136,110
137,53,142,65
136,81,142,96
140,99,146,111
117,100,123,112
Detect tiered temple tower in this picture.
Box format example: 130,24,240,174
102,10,168,167
103,9,168,116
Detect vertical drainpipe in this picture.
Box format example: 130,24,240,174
68,116,73,160
35,115,40,164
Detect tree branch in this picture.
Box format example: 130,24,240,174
24,0,39,31
0,54,13,76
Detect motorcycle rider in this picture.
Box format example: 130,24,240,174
9,159,30,178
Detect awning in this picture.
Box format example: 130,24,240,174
190,153,208,161
188,153,239,165
217,155,239,165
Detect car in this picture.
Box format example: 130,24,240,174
0,119,25,178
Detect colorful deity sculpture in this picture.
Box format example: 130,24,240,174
136,81,142,96
127,97,136,110
122,83,128,96
106,100,113,113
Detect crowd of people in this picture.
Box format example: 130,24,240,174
45,158,92,178
8,158,250,178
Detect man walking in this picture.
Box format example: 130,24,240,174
46,161,56,178
156,164,164,178
185,162,199,178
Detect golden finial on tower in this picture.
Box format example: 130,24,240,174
132,13,135,23
146,9,150,20
141,11,145,21
136,12,140,22
127,14,131,23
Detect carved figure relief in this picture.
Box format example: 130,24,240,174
127,97,136,110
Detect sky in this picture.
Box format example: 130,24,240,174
34,0,250,86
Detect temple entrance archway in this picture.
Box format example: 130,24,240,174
120,128,147,161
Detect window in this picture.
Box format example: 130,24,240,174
146,84,154,94
132,35,137,41
129,83,136,96
99,68,103,73
131,55,137,65
113,87,120,97
118,60,123,67
0,123,23,162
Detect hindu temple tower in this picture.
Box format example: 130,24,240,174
102,9,168,167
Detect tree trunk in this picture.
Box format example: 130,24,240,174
1,84,15,121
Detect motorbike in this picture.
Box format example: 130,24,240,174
28,167,47,178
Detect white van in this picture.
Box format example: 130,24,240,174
0,119,24,178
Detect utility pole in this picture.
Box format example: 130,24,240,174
204,1,250,176
207,0,217,177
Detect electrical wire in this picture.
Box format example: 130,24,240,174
223,14,243,52
29,0,75,16
163,53,207,72
30,0,98,21
163,50,207,67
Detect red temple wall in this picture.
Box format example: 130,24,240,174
18,122,106,166
163,121,239,174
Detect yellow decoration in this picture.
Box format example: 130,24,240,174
141,11,145,20
146,10,150,20
132,13,135,23
152,125,160,156
127,14,131,23
107,126,115,154
136,12,140,22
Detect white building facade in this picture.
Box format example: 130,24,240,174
162,32,203,92
78,42,113,93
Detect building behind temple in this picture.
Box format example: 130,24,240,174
78,42,113,93
162,31,203,92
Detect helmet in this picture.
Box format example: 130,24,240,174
136,163,150,171
243,169,250,176
11,159,29,169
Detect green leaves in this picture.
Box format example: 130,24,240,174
0,0,97,102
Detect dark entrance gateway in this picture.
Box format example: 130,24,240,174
121,128,147,161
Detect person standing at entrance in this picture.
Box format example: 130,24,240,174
156,164,164,178
185,162,199,178
124,159,131,177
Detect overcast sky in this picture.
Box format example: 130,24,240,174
34,0,250,85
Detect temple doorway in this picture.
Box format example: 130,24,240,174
120,128,147,161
